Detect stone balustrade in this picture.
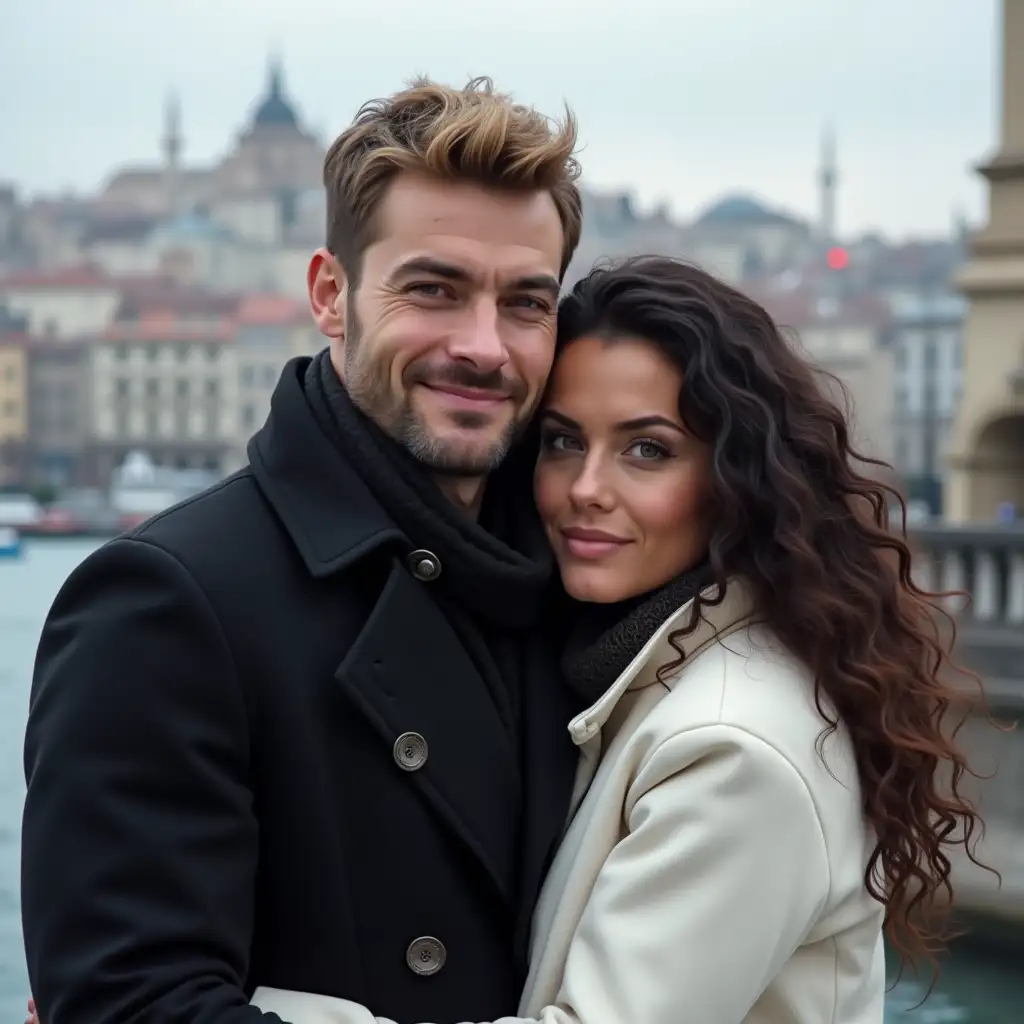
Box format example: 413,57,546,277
911,523,1024,629
908,523,1024,921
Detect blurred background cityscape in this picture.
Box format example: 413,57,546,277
1,0,1022,1020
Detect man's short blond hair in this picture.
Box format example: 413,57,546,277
323,76,582,282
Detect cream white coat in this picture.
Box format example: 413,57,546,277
253,582,887,1024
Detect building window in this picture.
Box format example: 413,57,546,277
895,435,909,470
147,378,160,398
923,338,937,374
116,379,129,398
176,378,189,398
205,379,219,399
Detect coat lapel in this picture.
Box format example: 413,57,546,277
250,360,561,916
334,557,520,906
513,637,580,970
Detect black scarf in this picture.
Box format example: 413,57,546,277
561,564,712,705
302,349,554,630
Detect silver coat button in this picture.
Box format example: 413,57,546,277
408,549,441,581
406,936,446,976
393,732,428,771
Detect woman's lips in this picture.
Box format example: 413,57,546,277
560,528,630,560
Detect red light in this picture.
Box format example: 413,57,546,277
826,247,849,270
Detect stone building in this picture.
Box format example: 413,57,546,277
750,284,896,463
84,286,241,484
231,292,321,468
99,58,324,236
0,306,29,486
26,334,93,488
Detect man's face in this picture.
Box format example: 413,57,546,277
311,172,564,476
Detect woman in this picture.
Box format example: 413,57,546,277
38,258,983,1022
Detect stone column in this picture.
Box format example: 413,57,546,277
1003,0,1024,152
945,0,1024,522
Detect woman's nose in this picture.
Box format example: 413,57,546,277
568,458,614,510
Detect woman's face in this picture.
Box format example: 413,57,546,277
534,335,713,604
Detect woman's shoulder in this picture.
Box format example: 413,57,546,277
649,621,861,805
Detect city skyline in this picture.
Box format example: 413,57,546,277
1,0,998,239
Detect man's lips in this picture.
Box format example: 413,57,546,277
420,383,511,408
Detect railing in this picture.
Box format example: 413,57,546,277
909,524,1024,919
911,523,1024,629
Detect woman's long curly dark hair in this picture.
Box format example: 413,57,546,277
557,255,985,970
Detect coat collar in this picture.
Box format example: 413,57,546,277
247,356,406,578
566,579,757,745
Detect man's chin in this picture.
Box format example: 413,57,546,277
404,424,514,477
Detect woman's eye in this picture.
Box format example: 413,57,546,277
626,440,667,460
544,431,582,452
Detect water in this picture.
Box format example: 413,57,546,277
0,539,1021,1021
0,539,98,1022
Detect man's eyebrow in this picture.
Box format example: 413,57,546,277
387,256,474,284
505,273,560,298
387,258,559,298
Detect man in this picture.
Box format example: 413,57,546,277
22,76,583,1024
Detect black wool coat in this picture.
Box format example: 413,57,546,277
22,358,579,1024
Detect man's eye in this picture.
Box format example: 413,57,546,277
410,283,448,298
509,296,549,312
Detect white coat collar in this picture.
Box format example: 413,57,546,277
567,578,757,744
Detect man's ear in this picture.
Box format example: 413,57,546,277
307,248,348,340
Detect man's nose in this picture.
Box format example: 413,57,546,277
446,299,509,374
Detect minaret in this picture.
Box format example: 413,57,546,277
162,91,182,217
951,204,969,248
267,52,284,102
818,124,837,248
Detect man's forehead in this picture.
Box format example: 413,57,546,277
370,172,564,277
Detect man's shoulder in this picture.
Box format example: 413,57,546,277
128,467,268,564
106,467,306,612
114,466,377,619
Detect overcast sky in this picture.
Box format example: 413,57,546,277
0,0,1000,238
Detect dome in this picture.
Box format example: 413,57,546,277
253,59,299,129
695,194,795,227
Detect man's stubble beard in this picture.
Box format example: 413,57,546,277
342,298,535,478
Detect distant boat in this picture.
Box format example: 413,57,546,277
0,525,21,559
